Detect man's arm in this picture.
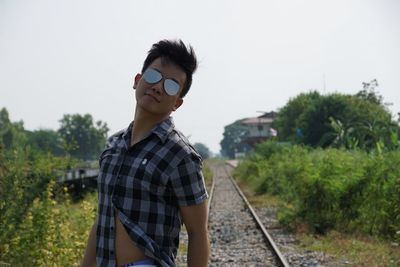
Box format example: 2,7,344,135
80,221,97,267
180,201,210,267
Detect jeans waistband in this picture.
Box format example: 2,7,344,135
120,259,156,267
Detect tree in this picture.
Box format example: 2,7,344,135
58,114,109,160
356,79,382,106
26,129,63,155
300,93,354,147
320,117,358,149
355,119,399,152
0,107,27,148
220,120,249,159
193,142,212,159
274,82,397,151
273,91,322,143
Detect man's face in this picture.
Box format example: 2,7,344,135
134,57,187,118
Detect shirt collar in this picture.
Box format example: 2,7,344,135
122,117,175,147
152,117,175,143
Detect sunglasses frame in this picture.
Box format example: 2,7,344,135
142,68,181,96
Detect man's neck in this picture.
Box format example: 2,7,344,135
130,109,170,146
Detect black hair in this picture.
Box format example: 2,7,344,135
141,39,198,98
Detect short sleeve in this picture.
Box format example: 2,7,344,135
169,155,208,206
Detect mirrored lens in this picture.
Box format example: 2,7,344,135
143,68,162,84
164,79,180,96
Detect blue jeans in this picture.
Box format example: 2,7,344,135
120,259,157,267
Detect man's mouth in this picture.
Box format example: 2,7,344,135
144,92,161,103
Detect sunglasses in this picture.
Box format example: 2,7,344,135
142,68,181,96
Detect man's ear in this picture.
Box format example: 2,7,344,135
172,98,183,111
133,73,141,89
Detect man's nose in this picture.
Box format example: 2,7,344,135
151,80,164,95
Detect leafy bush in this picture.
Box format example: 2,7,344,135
298,149,365,233
0,146,97,266
355,152,400,239
234,141,400,240
1,147,66,246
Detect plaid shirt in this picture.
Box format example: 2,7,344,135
95,117,208,267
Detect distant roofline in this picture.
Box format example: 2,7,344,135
258,111,278,118
241,117,274,125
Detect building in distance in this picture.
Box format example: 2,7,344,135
240,111,278,148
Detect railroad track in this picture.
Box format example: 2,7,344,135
176,161,289,266
207,162,289,267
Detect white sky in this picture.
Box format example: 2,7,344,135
1,0,399,154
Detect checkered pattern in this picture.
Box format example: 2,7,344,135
95,117,208,267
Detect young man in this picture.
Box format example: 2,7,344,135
81,40,209,267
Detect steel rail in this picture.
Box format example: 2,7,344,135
207,164,216,214
224,162,290,267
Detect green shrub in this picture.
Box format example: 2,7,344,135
298,149,365,233
355,151,400,239
234,142,400,240
0,146,97,266
0,147,67,249
254,141,291,159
